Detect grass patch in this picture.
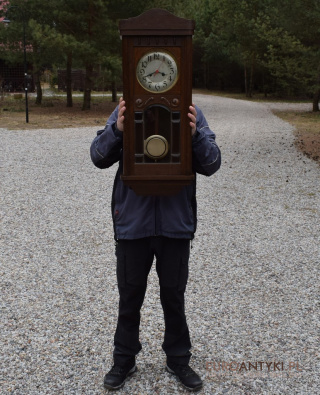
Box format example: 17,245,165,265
274,111,320,135
0,92,119,130
274,110,320,163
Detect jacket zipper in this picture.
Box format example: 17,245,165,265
154,196,158,236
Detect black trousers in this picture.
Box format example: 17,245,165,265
113,236,192,367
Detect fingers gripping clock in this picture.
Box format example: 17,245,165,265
136,51,178,93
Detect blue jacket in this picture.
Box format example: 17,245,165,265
90,105,221,240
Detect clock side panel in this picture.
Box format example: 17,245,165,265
179,36,193,175
122,37,136,177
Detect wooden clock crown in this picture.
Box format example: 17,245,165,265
119,8,195,36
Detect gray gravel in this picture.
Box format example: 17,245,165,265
1,94,319,394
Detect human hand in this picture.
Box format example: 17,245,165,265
116,97,126,132
188,104,197,136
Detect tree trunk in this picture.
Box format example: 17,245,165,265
204,61,208,89
244,66,248,97
313,88,320,112
66,52,73,108
82,64,93,110
111,80,117,102
248,60,254,98
34,69,42,105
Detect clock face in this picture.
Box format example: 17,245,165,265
136,51,178,93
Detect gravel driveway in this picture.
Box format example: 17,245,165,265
1,94,319,394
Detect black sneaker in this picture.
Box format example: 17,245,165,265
103,364,137,390
166,364,203,392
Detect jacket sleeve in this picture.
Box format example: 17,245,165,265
90,106,123,169
192,105,221,176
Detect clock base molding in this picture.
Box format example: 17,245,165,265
121,175,194,196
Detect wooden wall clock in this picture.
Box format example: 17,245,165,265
119,8,195,195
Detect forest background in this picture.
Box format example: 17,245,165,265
1,0,319,109
0,0,319,161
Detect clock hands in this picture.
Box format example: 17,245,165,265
154,59,166,76
146,71,167,77
145,59,167,78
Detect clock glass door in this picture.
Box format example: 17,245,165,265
134,105,180,164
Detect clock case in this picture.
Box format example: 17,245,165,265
119,8,195,196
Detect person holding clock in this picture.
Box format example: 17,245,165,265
90,96,221,392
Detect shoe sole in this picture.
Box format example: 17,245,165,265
103,365,137,390
166,365,203,392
